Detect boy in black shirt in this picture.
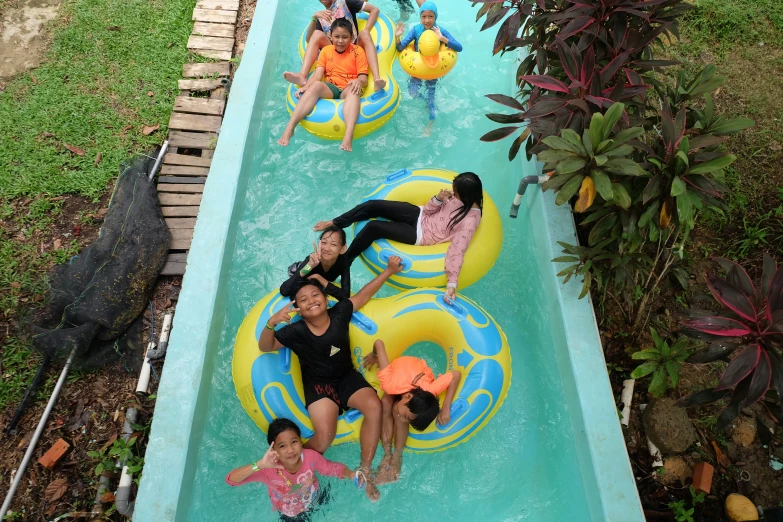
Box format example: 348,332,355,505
283,0,387,92
259,255,403,502
279,226,351,301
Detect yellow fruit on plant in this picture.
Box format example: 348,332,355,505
725,493,759,521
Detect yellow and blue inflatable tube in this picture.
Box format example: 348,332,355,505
232,288,512,452
398,30,458,81
355,168,503,290
285,11,400,140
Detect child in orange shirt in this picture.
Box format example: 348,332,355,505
278,18,368,152
362,339,461,484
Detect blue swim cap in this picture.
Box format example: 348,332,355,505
420,1,438,20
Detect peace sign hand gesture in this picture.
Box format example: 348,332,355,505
269,302,299,327
307,241,321,269
258,443,284,470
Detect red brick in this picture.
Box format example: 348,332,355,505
692,462,714,494
38,439,70,469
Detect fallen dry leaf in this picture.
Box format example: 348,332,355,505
100,432,118,452
711,440,731,468
142,124,160,136
106,25,121,31
53,238,62,249
167,41,174,48
95,152,102,165
44,477,69,502
101,491,116,503
63,143,85,156
147,91,154,97
41,132,56,138
121,125,133,136
10,282,20,289
30,74,37,84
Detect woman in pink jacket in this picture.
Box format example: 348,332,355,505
313,172,482,303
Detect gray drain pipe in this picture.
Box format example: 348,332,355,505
510,175,548,218
115,407,138,517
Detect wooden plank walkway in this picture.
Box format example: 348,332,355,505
157,0,238,276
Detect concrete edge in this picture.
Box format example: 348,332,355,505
133,1,281,520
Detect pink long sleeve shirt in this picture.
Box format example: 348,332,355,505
225,449,347,517
418,196,482,288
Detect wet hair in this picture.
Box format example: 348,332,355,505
331,17,353,36
320,225,346,246
267,417,301,445
290,278,324,303
407,388,441,432
449,172,483,230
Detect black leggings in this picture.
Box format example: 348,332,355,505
333,200,420,263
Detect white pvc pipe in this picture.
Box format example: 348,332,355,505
0,350,76,520
148,140,168,182
620,379,635,427
135,342,154,396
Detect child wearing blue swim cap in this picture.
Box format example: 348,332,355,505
394,0,463,124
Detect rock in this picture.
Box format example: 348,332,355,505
725,493,759,521
731,416,757,448
657,457,692,485
643,398,698,453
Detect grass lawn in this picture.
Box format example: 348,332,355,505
668,0,783,264
0,0,195,410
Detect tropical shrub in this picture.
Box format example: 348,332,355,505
473,0,754,329
631,327,691,397
677,255,783,430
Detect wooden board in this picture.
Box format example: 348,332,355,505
173,96,225,116
161,206,201,217
170,228,194,241
178,78,224,91
160,165,211,176
168,131,217,149
195,0,239,10
165,218,198,229
187,36,234,52
163,153,212,167
192,8,237,24
158,184,204,193
192,22,235,38
182,62,230,78
169,113,222,133
161,257,188,276
159,176,206,184
171,239,193,250
192,49,233,61
159,193,202,206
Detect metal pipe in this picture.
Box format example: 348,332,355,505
114,407,138,517
147,141,168,182
510,175,548,218
92,475,111,516
0,350,76,520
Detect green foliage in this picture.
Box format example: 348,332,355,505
681,0,783,54
87,436,144,476
668,486,706,522
631,328,691,397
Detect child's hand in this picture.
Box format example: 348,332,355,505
385,255,403,273
314,9,333,24
362,353,378,370
269,302,299,327
444,286,456,304
295,87,307,99
436,189,452,201
437,406,451,426
307,241,321,268
394,22,405,38
259,443,284,469
346,79,363,95
307,274,328,287
432,26,446,42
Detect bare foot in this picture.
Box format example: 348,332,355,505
375,456,401,485
277,133,292,146
365,478,381,501
313,220,334,231
424,120,434,137
373,78,387,92
283,71,307,86
340,139,353,152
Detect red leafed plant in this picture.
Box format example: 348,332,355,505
677,255,783,429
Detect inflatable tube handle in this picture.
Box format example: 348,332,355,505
378,249,411,271
280,348,291,373
350,311,378,335
343,409,363,423
438,296,467,320
385,168,411,183
436,399,467,429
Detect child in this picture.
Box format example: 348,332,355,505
280,226,351,301
225,418,362,521
394,1,462,125
278,18,368,152
282,0,386,93
362,339,461,484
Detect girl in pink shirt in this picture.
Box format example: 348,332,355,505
225,418,360,521
314,172,483,303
